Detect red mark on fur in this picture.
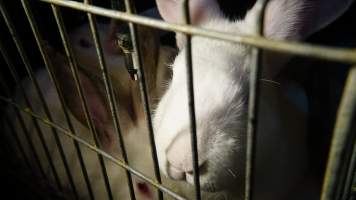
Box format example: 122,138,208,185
137,182,152,198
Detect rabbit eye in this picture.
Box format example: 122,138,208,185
79,38,92,48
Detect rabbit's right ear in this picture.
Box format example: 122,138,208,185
156,0,221,48
47,47,117,152
156,0,220,24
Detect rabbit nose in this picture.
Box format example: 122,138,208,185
166,131,207,179
167,165,185,180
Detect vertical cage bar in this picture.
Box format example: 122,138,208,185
0,68,45,178
10,106,47,178
50,5,114,200
181,0,201,199
84,1,137,200
121,0,163,199
321,66,356,200
0,1,80,195
245,1,268,200
0,36,58,184
2,111,33,170
342,141,356,200
1,91,190,200
0,74,33,170
0,115,20,160
20,1,95,199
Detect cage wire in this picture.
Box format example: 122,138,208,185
0,0,355,200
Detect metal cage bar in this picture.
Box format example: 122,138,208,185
50,4,115,200
181,0,201,199
321,66,356,200
19,1,96,199
1,1,355,200
0,76,33,171
83,0,136,199
0,70,47,179
0,115,22,161
0,35,56,183
0,1,79,197
0,96,187,200
37,0,356,64
343,142,356,200
2,112,33,170
121,0,164,199
245,1,268,200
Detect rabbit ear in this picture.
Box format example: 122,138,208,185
47,46,117,152
246,0,353,40
245,0,353,78
156,0,220,24
156,0,221,48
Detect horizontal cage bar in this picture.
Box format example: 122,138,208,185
0,95,187,200
37,0,356,64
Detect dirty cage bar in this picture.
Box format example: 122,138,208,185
0,0,355,200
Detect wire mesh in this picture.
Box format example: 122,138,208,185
0,1,355,200
50,5,114,200
0,95,187,200
36,0,356,64
19,1,96,199
120,0,164,199
0,1,80,198
0,75,33,171
0,34,55,182
83,0,136,199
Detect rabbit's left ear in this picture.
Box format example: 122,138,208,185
246,0,353,41
245,0,353,78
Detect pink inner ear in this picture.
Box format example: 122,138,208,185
79,74,116,150
156,0,221,24
105,20,119,55
105,38,119,55
91,114,115,152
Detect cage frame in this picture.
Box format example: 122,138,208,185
0,0,355,200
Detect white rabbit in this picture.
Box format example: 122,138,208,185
153,0,353,199
7,22,223,200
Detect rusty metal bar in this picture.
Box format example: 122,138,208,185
50,5,114,199
121,0,164,199
321,65,356,200
245,1,268,200
83,0,136,199
181,0,201,199
0,95,187,200
20,1,95,199
36,0,356,64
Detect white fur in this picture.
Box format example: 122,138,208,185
153,0,352,199
7,23,222,200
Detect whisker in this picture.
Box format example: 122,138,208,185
259,78,281,87
227,168,237,178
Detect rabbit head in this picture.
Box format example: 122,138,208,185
153,0,352,192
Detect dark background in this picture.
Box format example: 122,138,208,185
0,0,355,199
